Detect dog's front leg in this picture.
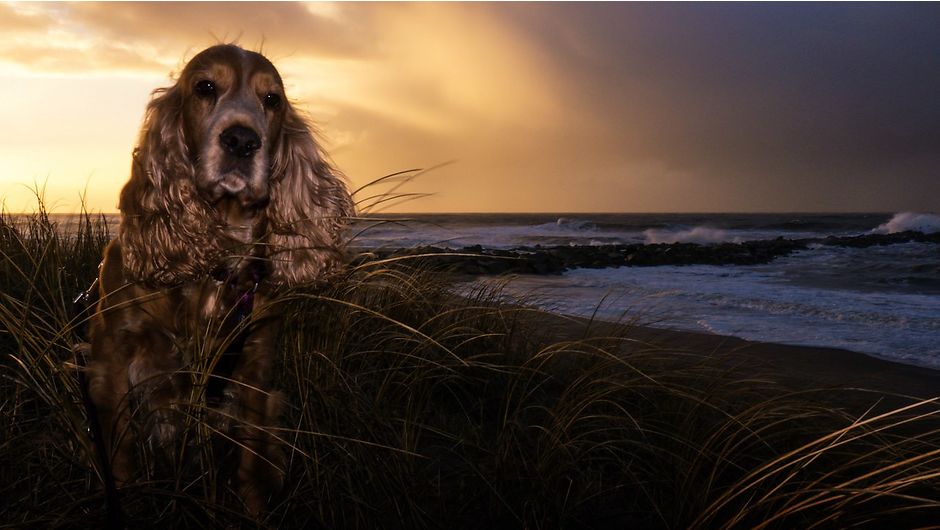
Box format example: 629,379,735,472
228,303,285,515
126,331,187,458
86,328,135,486
89,309,183,485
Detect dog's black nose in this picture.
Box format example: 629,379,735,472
219,126,261,158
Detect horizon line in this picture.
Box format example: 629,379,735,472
13,210,914,217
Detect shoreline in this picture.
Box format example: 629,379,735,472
534,309,940,401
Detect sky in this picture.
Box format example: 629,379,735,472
1,2,939,214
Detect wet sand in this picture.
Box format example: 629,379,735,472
532,309,940,402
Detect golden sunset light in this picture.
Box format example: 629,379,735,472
2,2,939,213
4,3,940,526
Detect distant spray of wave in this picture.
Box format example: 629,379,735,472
872,212,940,234
643,226,735,244
526,217,598,237
551,217,597,231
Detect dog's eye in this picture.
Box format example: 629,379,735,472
263,93,282,110
194,79,216,98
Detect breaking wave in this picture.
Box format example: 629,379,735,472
873,212,940,234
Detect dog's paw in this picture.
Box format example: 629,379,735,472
144,407,180,455
65,342,92,371
238,456,285,517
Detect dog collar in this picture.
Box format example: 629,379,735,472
211,263,264,319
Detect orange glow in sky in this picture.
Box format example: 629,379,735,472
1,2,938,213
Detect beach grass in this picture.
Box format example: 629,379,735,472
2,206,940,529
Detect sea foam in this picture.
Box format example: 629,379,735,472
643,226,734,244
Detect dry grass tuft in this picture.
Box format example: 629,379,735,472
1,203,939,528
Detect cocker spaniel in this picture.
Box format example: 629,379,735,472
85,44,353,514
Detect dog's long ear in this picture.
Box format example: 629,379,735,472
266,104,354,286
118,84,222,284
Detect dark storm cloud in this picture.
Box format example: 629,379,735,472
493,3,940,210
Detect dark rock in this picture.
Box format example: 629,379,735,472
355,230,937,276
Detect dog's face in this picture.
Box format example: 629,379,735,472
179,45,286,209
120,44,353,285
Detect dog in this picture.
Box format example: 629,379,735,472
85,44,353,514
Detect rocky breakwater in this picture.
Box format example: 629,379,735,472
817,230,940,248
358,230,940,276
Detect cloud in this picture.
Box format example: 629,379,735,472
66,2,372,59
0,3,61,32
2,2,939,212
0,42,166,73
449,3,940,211
0,2,370,76
209,4,940,211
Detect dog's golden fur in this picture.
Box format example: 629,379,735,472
86,44,353,513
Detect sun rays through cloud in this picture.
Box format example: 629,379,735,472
1,2,939,213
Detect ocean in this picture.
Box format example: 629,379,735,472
353,212,940,369
43,211,940,369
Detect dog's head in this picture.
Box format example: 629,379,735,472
118,44,354,285
179,45,283,208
